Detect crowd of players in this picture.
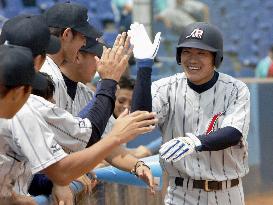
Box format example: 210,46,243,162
0,2,250,205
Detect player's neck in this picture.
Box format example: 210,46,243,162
187,71,219,94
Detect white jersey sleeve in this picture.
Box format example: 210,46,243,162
28,95,92,152
10,101,67,174
220,80,250,139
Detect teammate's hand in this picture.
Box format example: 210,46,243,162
128,22,161,59
95,32,132,82
159,134,201,162
109,109,158,144
52,184,73,205
75,174,97,194
135,163,156,195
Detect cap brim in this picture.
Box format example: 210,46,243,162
80,42,105,57
74,22,102,38
32,72,48,91
46,35,61,54
177,41,217,52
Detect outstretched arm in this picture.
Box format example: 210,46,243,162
128,22,161,112
42,110,157,186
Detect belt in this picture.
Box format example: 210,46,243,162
175,177,239,192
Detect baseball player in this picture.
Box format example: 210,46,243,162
41,2,155,194
129,22,250,205
0,6,156,203
38,34,156,195
0,44,47,205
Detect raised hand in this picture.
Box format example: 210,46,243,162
95,32,132,82
128,22,161,59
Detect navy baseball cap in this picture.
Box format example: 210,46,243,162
44,2,101,38
80,37,108,58
0,14,61,56
0,45,47,89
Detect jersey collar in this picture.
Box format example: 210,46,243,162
187,71,219,94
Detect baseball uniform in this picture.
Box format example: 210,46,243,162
152,72,249,205
0,92,96,195
40,56,115,135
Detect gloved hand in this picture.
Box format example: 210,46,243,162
159,133,202,163
128,22,161,59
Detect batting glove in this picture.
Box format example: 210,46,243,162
128,22,161,59
159,133,202,163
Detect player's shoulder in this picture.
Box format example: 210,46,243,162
152,73,186,89
218,72,248,90
28,94,54,107
77,82,95,96
40,56,61,81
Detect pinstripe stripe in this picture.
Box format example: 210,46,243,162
228,191,232,205
183,84,187,170
197,189,201,205
15,117,46,168
27,103,57,156
169,185,177,205
238,184,244,204
222,150,228,179
182,191,187,205
214,191,219,205
196,95,201,180
47,122,88,144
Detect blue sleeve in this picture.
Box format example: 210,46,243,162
131,59,153,112
78,79,117,147
28,173,53,196
197,126,242,151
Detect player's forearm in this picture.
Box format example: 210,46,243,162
197,126,242,151
79,79,117,146
131,60,153,112
105,145,138,172
43,136,121,186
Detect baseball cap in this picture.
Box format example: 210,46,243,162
0,14,61,56
44,2,101,38
80,37,107,58
0,45,47,90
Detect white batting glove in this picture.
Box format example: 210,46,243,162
128,22,161,59
159,133,202,163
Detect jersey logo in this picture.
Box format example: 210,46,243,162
51,143,62,154
186,28,204,39
206,112,225,135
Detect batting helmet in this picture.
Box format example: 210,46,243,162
176,22,223,68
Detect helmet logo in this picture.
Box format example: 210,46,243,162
186,28,204,39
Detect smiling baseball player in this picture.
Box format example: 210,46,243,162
129,22,250,205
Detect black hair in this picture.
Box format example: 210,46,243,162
49,27,79,38
0,84,30,98
31,72,55,100
118,76,135,90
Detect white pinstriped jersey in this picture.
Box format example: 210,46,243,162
41,56,94,116
152,72,250,181
41,56,115,135
0,104,68,196
0,94,94,195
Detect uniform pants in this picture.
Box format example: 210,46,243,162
165,178,245,205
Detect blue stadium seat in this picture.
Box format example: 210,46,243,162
103,30,118,46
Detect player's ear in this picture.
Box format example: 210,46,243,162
34,54,46,71
62,28,73,41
